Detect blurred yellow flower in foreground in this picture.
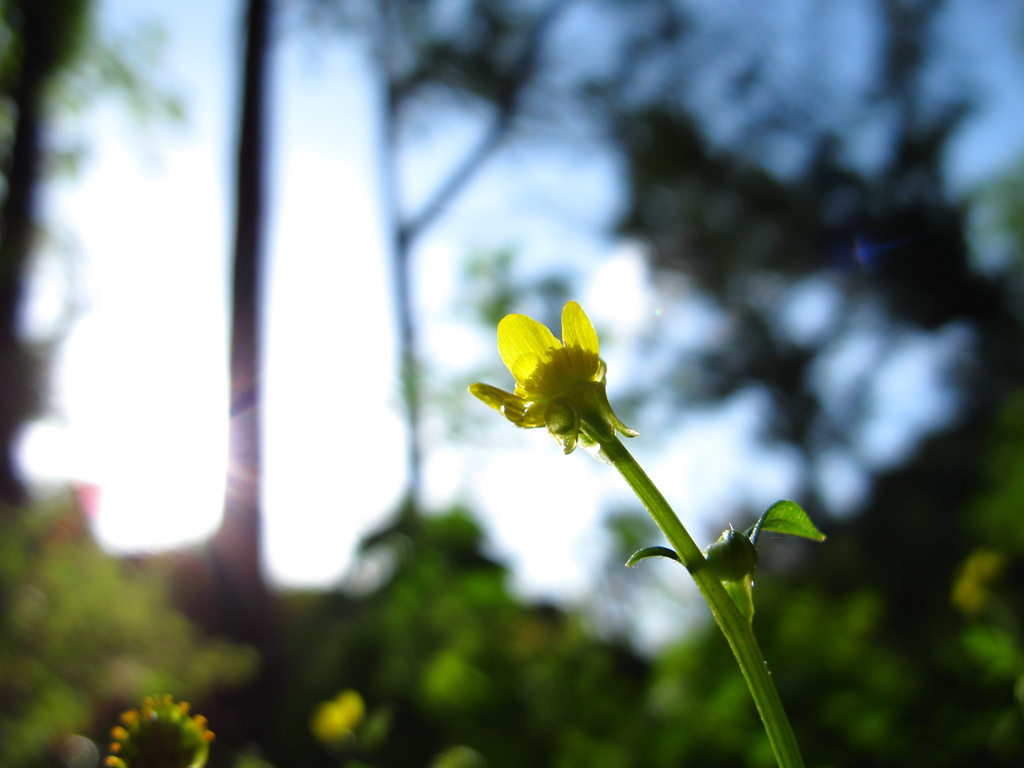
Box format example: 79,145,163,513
311,689,365,747
470,301,636,454
106,695,213,768
951,548,1006,615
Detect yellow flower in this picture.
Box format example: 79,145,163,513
311,689,365,747
105,695,213,768
470,301,636,454
951,548,1006,615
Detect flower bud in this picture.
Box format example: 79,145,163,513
705,529,758,582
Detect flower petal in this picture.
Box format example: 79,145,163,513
510,353,546,398
561,301,600,377
469,382,518,412
498,313,561,385
502,398,547,428
469,383,546,428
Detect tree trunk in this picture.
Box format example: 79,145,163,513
0,0,77,509
208,0,279,743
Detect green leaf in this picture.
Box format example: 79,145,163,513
748,500,825,544
625,546,681,567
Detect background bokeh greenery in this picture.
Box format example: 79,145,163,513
4,0,1024,766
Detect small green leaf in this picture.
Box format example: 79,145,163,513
749,500,825,544
625,546,681,568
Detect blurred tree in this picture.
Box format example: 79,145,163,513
0,1,268,763
596,0,1022,487
302,0,571,508
571,0,1024,764
0,0,183,508
208,0,283,748
0,0,90,507
635,387,1024,767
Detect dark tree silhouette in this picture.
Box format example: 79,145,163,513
207,0,282,744
0,0,89,510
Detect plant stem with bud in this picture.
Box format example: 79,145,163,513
598,434,805,768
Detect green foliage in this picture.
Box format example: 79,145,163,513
463,249,518,329
969,392,1024,556
638,386,1024,767
268,507,665,768
749,501,824,544
624,546,680,568
55,21,185,123
587,4,1024,762
48,18,186,177
260,397,1024,768
974,159,1024,273
429,745,486,768
0,492,256,767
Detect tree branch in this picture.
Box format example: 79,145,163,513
399,0,571,248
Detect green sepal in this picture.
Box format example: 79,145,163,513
723,576,755,623
746,500,825,545
625,546,682,568
575,380,638,442
545,395,581,454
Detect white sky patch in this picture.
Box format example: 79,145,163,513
856,322,972,469
398,94,497,219
410,128,624,282
653,281,730,353
416,242,493,372
18,0,237,549
421,445,467,512
262,140,404,584
806,313,973,512
812,320,886,422
261,35,403,587
940,0,1024,193
26,141,232,547
585,242,655,340
418,242,459,315
472,441,617,599
814,448,869,518
780,275,845,347
643,388,804,538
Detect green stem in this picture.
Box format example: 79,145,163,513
598,434,805,768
